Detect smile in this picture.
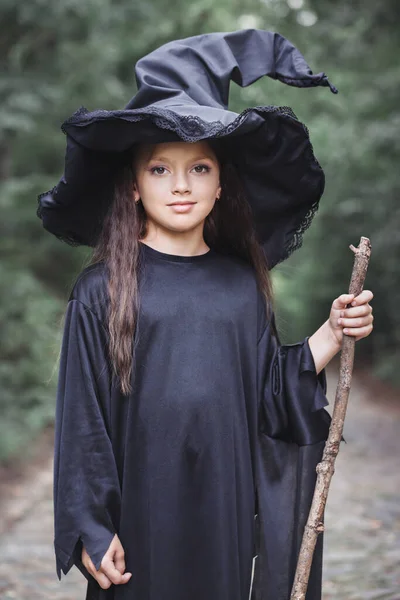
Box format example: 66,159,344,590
167,202,196,212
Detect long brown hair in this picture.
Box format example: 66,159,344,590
87,141,275,396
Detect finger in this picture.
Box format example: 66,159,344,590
343,324,373,336
338,315,373,328
101,559,132,585
332,294,355,309
94,571,113,590
340,304,372,318
84,556,113,590
83,554,97,575
350,290,374,306
114,549,126,574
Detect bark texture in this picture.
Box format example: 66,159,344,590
290,236,372,600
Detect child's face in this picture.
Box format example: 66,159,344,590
132,140,221,236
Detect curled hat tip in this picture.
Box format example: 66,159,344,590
323,74,339,94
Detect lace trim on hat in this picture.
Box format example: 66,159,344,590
281,197,319,265
37,105,323,257
57,104,305,142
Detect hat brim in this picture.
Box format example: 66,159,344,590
37,105,324,268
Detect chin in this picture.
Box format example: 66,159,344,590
165,221,205,233
153,213,210,231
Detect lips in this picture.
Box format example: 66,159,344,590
167,201,197,213
167,202,196,206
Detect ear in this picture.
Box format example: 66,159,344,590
216,183,222,199
132,181,140,202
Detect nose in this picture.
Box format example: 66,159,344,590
172,171,191,195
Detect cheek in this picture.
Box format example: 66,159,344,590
138,175,168,200
194,175,220,199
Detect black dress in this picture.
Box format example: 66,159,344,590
53,242,332,600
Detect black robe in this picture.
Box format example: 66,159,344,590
53,241,332,600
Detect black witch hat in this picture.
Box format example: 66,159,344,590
36,29,337,269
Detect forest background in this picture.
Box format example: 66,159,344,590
1,0,399,460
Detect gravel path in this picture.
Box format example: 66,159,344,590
322,365,400,600
0,364,399,599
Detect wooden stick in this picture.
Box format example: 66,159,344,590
290,236,372,600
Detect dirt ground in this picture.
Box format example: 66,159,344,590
0,361,399,600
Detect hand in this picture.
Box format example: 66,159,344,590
328,290,374,347
81,533,132,590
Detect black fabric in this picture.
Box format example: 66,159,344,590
53,242,332,600
36,29,337,268
129,29,337,111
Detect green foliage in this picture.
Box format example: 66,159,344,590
270,1,400,385
0,263,62,460
0,0,398,461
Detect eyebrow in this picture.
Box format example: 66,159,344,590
148,155,215,163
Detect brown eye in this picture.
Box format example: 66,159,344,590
150,166,167,175
193,165,210,174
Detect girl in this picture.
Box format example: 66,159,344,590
39,30,373,600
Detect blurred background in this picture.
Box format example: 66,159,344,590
0,0,399,598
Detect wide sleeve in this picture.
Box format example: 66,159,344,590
257,311,332,445
252,309,334,600
53,298,121,582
